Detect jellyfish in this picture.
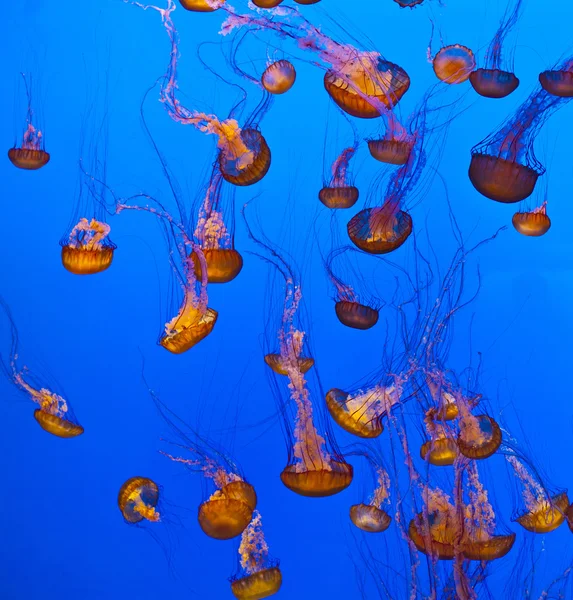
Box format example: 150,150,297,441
190,169,243,283
512,202,551,237
261,60,296,95
61,219,115,275
507,455,568,534
0,297,83,438
231,512,282,600
350,461,392,533
394,0,424,7
252,0,283,7
8,74,50,170
420,419,458,466
432,45,476,84
319,146,360,210
324,246,381,330
469,0,523,98
469,82,573,203
539,57,573,97
179,0,224,11
118,477,161,523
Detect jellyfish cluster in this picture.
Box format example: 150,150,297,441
3,0,573,598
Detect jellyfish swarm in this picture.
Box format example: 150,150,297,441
261,60,296,95
469,86,573,203
350,464,392,533
512,203,551,237
220,9,409,119
540,58,573,97
319,146,360,209
118,477,161,523
190,170,243,283
433,45,475,84
470,0,523,98
61,218,116,275
231,512,282,600
0,298,83,438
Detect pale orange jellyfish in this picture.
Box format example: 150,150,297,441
319,146,359,210
261,60,296,95
61,218,116,275
118,477,161,523
432,45,476,84
350,463,392,533
512,202,551,237
179,0,225,11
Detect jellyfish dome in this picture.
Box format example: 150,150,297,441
516,492,569,534
420,436,458,466
264,353,315,376
231,568,282,600
252,0,283,6
319,186,359,209
348,204,413,254
118,477,160,524
470,69,519,99
350,504,391,533
512,205,551,237
160,306,218,354
335,301,379,329
179,0,225,11
457,414,502,460
8,146,50,170
190,248,243,283
367,138,412,165
261,60,296,94
539,61,573,97
218,128,271,187
433,45,475,84
394,0,424,6
61,219,116,275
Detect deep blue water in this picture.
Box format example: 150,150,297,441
1,1,573,598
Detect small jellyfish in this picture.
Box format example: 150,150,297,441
0,298,83,438
457,413,502,460
118,477,161,523
433,45,476,84
61,218,115,275
512,202,551,237
348,203,413,254
319,146,359,209
261,60,296,94
231,512,282,600
350,462,392,533
539,58,573,97
8,74,50,170
179,0,225,11
420,425,458,466
252,0,283,6
469,0,523,98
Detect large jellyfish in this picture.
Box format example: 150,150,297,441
0,298,83,438
469,80,573,203
231,512,282,600
8,74,50,170
469,0,523,98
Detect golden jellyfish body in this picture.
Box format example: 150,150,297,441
469,69,520,98
118,477,160,523
61,245,115,275
350,503,391,533
190,248,243,283
252,0,283,6
462,534,515,561
420,437,458,466
408,516,455,560
348,206,413,254
231,567,282,600
458,414,502,460
469,153,538,203
318,186,359,209
539,70,573,97
516,492,569,534
367,139,412,165
198,481,257,540
280,460,353,497
325,388,383,438
219,129,271,187
261,60,296,94
264,353,314,376
34,409,84,438
335,300,379,330
179,0,224,11
323,59,410,119
8,147,50,170
512,209,551,237
433,45,476,84
426,401,459,422
159,308,218,354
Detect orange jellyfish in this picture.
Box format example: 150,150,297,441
261,60,296,95
319,146,359,209
507,455,569,534
0,298,83,438
231,512,282,600
190,170,243,283
350,460,392,533
469,0,523,98
61,218,115,275
457,405,502,461
512,202,551,237
540,58,573,97
432,45,476,84
118,477,161,524
324,246,381,329
252,0,283,7
469,85,573,203
179,0,224,11
420,420,458,466
8,74,50,170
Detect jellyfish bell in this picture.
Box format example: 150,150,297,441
264,353,314,376
433,45,476,84
408,514,455,560
324,56,410,119
8,146,50,170
252,0,283,6
61,218,116,275
469,153,539,203
219,128,271,187
318,186,359,209
118,477,161,524
179,0,225,11
457,414,502,460
469,69,520,98
231,568,282,600
280,460,353,497
350,503,391,533
261,60,296,94
462,533,515,561
394,0,424,6
294,0,320,5
348,204,413,254
367,138,412,166
33,409,84,438
160,306,218,354
539,70,573,97
325,387,388,439
512,205,551,237
190,248,243,283
516,492,569,534
334,300,379,330
420,437,458,466
198,480,257,540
